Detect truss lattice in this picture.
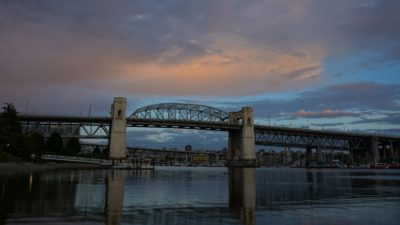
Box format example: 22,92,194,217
130,103,229,123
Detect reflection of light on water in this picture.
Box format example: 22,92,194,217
74,183,106,213
28,174,33,193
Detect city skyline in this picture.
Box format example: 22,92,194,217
1,0,399,148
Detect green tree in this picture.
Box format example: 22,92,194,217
64,138,81,156
0,103,19,154
0,118,7,153
46,132,63,154
0,103,31,160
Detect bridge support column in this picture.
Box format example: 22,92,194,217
390,141,394,161
227,107,257,167
395,143,400,162
317,147,323,162
371,136,380,163
109,97,127,160
306,147,313,162
227,131,242,161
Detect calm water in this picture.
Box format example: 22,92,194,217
1,167,400,225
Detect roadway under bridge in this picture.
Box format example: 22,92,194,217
18,97,400,165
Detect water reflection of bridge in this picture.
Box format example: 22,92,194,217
0,169,256,225
3,168,399,225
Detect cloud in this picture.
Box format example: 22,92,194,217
126,128,227,149
210,82,400,130
294,109,359,119
112,41,323,96
144,132,174,143
1,0,399,100
246,82,400,117
310,122,345,127
0,19,324,96
0,0,399,145
0,0,336,98
350,112,400,125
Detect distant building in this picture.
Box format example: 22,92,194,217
192,153,209,165
283,147,292,165
185,144,192,152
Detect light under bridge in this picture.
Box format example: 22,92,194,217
18,97,400,165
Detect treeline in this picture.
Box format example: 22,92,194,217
0,103,81,162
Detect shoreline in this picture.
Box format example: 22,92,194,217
0,162,101,175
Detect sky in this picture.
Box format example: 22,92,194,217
1,0,399,150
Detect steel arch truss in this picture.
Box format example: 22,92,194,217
22,121,110,139
255,130,370,150
130,103,229,123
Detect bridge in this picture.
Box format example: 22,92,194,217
18,97,400,166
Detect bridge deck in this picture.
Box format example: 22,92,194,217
254,125,398,140
18,114,400,150
41,154,103,164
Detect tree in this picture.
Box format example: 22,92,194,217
0,103,30,160
0,104,18,153
46,132,63,154
65,138,81,156
0,118,7,152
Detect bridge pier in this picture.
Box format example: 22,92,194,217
394,143,400,162
306,147,313,162
109,97,127,160
227,131,241,161
371,136,380,163
390,141,394,160
227,107,257,167
317,147,323,162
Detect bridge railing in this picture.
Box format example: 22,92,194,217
18,112,109,117
41,154,103,164
254,123,400,139
129,118,235,124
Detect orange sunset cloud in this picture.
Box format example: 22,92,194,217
114,40,325,96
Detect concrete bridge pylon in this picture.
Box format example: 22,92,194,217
109,97,127,159
227,107,257,167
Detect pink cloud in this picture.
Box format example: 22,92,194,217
295,109,359,118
